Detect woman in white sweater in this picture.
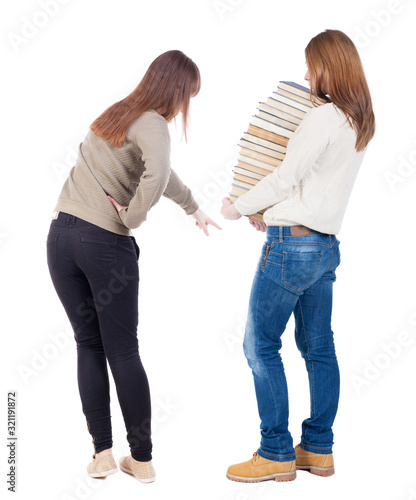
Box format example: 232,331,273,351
221,29,375,483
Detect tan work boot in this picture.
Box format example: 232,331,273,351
86,452,118,478
295,444,334,476
226,452,296,483
119,455,156,483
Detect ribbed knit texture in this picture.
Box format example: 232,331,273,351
54,110,199,236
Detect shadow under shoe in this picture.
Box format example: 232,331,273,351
295,444,335,477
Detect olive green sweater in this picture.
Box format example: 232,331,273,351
53,110,199,236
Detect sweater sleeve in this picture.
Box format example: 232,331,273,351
163,168,199,215
233,105,332,216
117,112,172,229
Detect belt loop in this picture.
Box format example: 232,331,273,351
279,226,283,242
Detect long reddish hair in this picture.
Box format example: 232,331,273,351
90,50,201,148
305,29,375,151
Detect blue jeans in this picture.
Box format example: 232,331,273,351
243,225,341,462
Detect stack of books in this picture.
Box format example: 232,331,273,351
229,81,325,222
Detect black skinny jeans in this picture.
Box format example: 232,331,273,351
46,211,152,461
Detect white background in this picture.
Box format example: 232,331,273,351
2,0,416,499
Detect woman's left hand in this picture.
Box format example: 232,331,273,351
220,197,242,220
108,195,127,212
249,218,267,232
191,208,222,236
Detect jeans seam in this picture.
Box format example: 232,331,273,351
298,299,315,440
247,270,282,455
300,441,332,452
266,260,282,268
253,273,275,410
273,239,329,248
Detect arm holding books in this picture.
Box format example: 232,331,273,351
224,106,331,218
220,196,266,231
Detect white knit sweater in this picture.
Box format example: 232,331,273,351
233,103,366,235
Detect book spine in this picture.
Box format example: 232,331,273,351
231,80,324,221
266,98,306,120
239,147,283,167
247,125,289,147
271,92,312,112
250,116,294,140
239,139,286,160
242,133,287,154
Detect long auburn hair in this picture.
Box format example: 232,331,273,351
305,29,375,152
90,50,201,148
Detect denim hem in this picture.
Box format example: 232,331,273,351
300,441,333,454
257,447,295,462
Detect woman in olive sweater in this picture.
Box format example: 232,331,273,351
47,50,220,483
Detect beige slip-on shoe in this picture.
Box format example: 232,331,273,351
86,452,118,478
295,444,335,477
226,452,296,483
119,455,156,483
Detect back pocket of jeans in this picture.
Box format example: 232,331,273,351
281,251,323,292
80,232,118,270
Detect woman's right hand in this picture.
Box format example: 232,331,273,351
249,218,267,232
191,208,222,236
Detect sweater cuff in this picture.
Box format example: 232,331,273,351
234,196,253,216
183,198,199,215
